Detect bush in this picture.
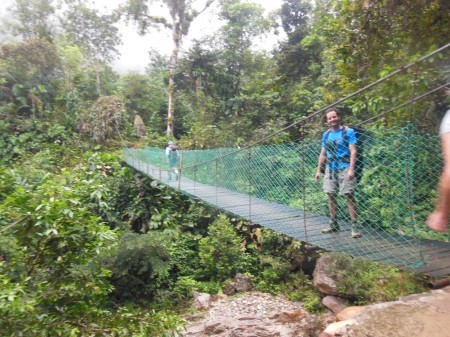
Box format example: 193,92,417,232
174,276,199,298
105,231,174,304
77,95,128,144
326,253,427,304
198,214,248,281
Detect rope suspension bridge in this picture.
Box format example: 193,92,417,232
124,44,450,280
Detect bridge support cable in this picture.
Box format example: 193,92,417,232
405,68,426,267
301,126,309,244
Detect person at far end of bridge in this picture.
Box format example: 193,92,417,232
315,108,361,238
165,140,180,181
427,106,450,232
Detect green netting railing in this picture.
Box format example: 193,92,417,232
128,126,441,233
124,125,447,273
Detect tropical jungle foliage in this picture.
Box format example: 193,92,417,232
0,0,448,335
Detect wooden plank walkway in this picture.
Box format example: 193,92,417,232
126,158,450,279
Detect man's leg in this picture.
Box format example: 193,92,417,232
328,193,338,220
345,193,361,238
345,193,357,222
322,193,340,233
339,168,361,238
322,169,340,233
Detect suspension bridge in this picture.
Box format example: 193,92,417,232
124,44,450,280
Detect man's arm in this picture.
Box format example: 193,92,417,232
348,143,357,179
315,147,327,181
427,132,450,231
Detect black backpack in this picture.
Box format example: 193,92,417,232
322,126,366,182
168,144,179,159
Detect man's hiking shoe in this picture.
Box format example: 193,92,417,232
351,221,362,238
321,221,340,234
351,230,362,238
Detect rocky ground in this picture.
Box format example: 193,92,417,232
181,286,450,337
182,291,332,337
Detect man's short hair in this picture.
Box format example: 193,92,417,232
325,107,341,117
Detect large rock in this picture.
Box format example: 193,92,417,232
234,273,253,292
313,255,339,295
222,281,237,295
321,286,450,337
222,274,253,295
336,306,367,321
193,292,212,310
322,295,348,314
324,319,357,336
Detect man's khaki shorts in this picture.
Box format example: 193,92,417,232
323,167,356,194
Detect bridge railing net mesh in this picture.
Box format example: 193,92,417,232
125,125,442,268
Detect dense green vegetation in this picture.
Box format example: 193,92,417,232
1,0,448,335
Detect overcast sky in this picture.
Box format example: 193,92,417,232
1,0,283,73
111,0,283,73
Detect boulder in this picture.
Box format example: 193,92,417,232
323,319,357,336
322,295,348,313
222,281,237,295
193,292,212,310
222,274,253,295
336,306,367,321
234,273,253,292
318,286,450,337
313,255,339,295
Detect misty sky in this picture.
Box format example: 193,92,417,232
0,0,283,73
110,0,283,73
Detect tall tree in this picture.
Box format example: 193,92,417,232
0,38,61,118
122,0,215,138
2,0,56,41
62,3,121,96
311,0,450,124
216,0,270,117
175,1,276,145
118,60,168,134
314,0,450,92
275,0,321,81
271,0,323,122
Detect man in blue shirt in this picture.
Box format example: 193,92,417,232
315,108,361,238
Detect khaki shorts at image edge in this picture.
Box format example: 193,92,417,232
323,167,356,194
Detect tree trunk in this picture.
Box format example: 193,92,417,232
162,0,216,137
94,59,102,96
166,22,181,138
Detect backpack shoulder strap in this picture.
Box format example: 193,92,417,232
342,125,348,139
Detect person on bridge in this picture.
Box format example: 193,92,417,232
315,108,361,238
165,140,180,180
427,108,450,232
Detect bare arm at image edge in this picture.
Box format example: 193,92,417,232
427,112,450,231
